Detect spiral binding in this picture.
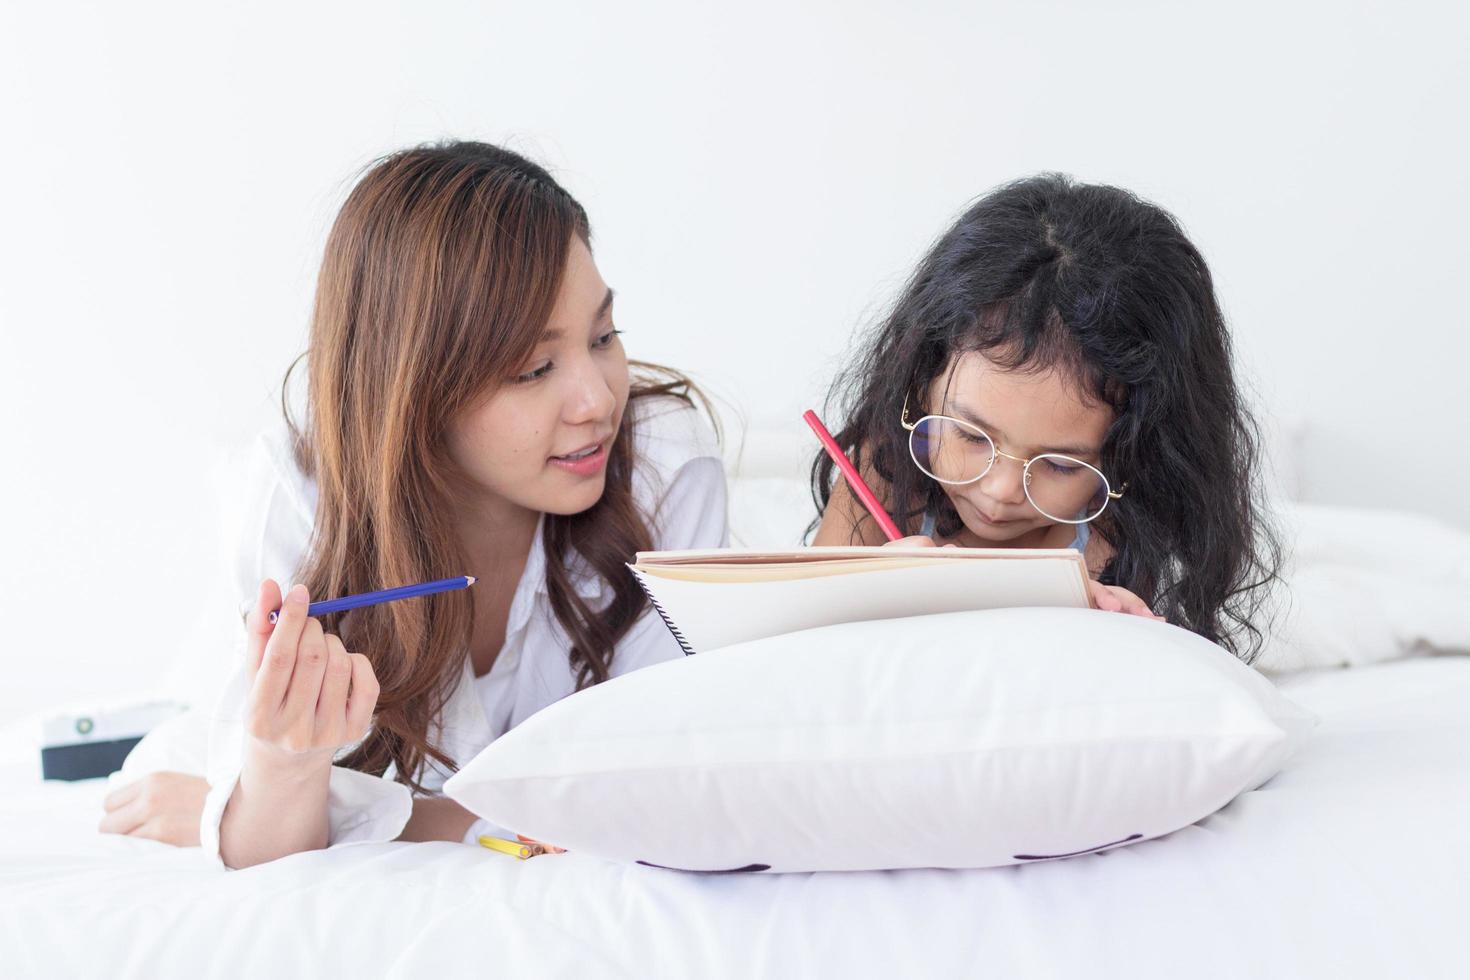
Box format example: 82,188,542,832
629,566,698,656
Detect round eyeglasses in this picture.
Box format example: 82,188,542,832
900,395,1127,525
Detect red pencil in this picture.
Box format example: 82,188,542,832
802,409,903,542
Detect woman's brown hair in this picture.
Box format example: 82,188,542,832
284,141,700,790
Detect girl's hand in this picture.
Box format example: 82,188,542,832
98,771,208,845
885,539,1156,619
1087,579,1164,620
243,581,379,774
882,535,951,548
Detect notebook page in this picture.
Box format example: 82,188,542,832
634,557,959,584
631,553,1090,653
634,546,1081,566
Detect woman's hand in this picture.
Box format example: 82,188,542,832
98,771,208,845
1087,579,1164,620
243,581,378,772
219,580,380,868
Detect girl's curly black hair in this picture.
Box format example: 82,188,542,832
812,174,1281,662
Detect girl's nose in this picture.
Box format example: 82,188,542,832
977,454,1028,506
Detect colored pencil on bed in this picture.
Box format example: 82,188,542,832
267,575,478,624
802,409,903,542
479,835,538,859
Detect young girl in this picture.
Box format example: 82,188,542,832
813,174,1279,661
101,141,727,864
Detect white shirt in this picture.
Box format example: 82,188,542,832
198,396,728,866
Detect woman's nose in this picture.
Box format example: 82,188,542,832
563,358,616,425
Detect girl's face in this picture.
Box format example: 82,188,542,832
445,239,630,521
923,351,1114,545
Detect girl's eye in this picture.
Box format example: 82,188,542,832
1042,458,1082,476
593,328,622,349
516,361,553,383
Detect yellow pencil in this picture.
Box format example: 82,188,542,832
478,835,535,859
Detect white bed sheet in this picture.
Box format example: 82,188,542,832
3,657,1469,979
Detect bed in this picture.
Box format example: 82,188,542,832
4,453,1469,979
2,656,1467,978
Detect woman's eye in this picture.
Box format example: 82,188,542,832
516,361,553,383
593,328,622,349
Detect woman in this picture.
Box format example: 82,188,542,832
101,141,727,865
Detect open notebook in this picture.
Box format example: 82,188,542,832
628,547,1093,655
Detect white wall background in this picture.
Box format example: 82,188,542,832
2,0,1466,720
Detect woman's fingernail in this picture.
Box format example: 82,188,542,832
289,583,308,603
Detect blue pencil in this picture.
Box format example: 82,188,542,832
267,575,477,624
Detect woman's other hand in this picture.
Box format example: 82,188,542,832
98,771,209,845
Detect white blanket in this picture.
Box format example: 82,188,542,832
4,657,1468,979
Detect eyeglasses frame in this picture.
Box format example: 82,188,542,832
900,393,1128,525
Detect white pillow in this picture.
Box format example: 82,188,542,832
445,608,1314,873
1254,503,1470,673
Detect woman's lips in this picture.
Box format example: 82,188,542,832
548,440,609,477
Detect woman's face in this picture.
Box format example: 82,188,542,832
446,238,630,521
922,351,1115,545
